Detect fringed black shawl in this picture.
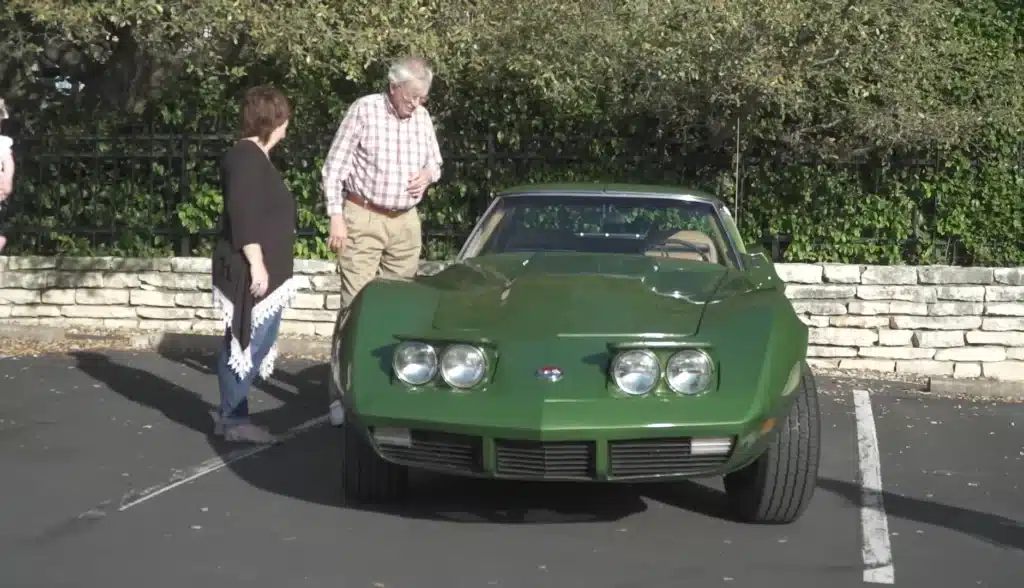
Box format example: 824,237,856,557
210,140,298,380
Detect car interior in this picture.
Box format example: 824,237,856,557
642,229,721,264
490,225,726,265
467,200,734,267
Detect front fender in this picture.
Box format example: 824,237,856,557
697,287,809,431
331,277,442,410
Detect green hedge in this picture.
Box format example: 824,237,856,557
3,127,1021,266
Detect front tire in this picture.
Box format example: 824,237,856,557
341,423,409,504
724,361,821,524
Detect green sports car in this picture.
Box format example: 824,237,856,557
328,183,820,524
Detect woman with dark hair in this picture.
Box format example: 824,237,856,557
211,85,298,444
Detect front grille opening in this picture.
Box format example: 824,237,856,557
375,429,483,474
608,438,730,477
495,439,596,479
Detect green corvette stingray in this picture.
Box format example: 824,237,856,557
328,183,820,524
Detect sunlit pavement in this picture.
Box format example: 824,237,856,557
0,350,1020,588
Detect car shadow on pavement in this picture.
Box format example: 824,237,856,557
638,480,736,521
817,477,1024,551
68,349,648,524
67,350,331,502
644,476,1024,550
340,472,650,524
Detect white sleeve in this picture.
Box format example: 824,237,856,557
0,135,12,156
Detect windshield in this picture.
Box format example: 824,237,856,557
459,193,739,267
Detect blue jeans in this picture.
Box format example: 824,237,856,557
216,309,283,427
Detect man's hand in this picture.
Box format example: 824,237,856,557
406,169,431,197
328,214,347,253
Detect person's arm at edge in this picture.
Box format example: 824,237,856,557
0,147,14,199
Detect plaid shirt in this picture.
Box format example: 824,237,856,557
321,93,443,217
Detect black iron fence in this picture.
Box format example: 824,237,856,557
3,131,492,259
2,130,1022,265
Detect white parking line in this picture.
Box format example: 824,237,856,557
853,389,895,584
118,414,329,511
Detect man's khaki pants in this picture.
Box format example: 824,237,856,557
337,202,422,311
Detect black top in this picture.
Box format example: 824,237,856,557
210,140,297,380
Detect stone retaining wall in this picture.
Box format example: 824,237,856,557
1,256,1022,381
777,263,1023,381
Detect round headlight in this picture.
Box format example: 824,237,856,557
440,344,487,388
666,349,714,395
611,350,660,395
393,341,437,386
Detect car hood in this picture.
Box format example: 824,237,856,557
425,252,730,338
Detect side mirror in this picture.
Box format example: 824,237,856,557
745,243,769,257
743,244,771,268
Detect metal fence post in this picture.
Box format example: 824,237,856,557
178,131,191,256
485,133,496,217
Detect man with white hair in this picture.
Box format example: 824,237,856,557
321,56,443,314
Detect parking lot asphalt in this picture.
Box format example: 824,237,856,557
0,349,1021,588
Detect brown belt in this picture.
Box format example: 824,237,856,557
346,192,409,218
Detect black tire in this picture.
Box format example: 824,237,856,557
341,423,409,504
724,360,821,524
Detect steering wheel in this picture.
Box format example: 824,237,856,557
649,238,712,262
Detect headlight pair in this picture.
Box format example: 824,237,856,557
611,349,714,396
393,341,488,389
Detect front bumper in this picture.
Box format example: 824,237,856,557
346,412,778,482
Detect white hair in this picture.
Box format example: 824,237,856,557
387,57,433,88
